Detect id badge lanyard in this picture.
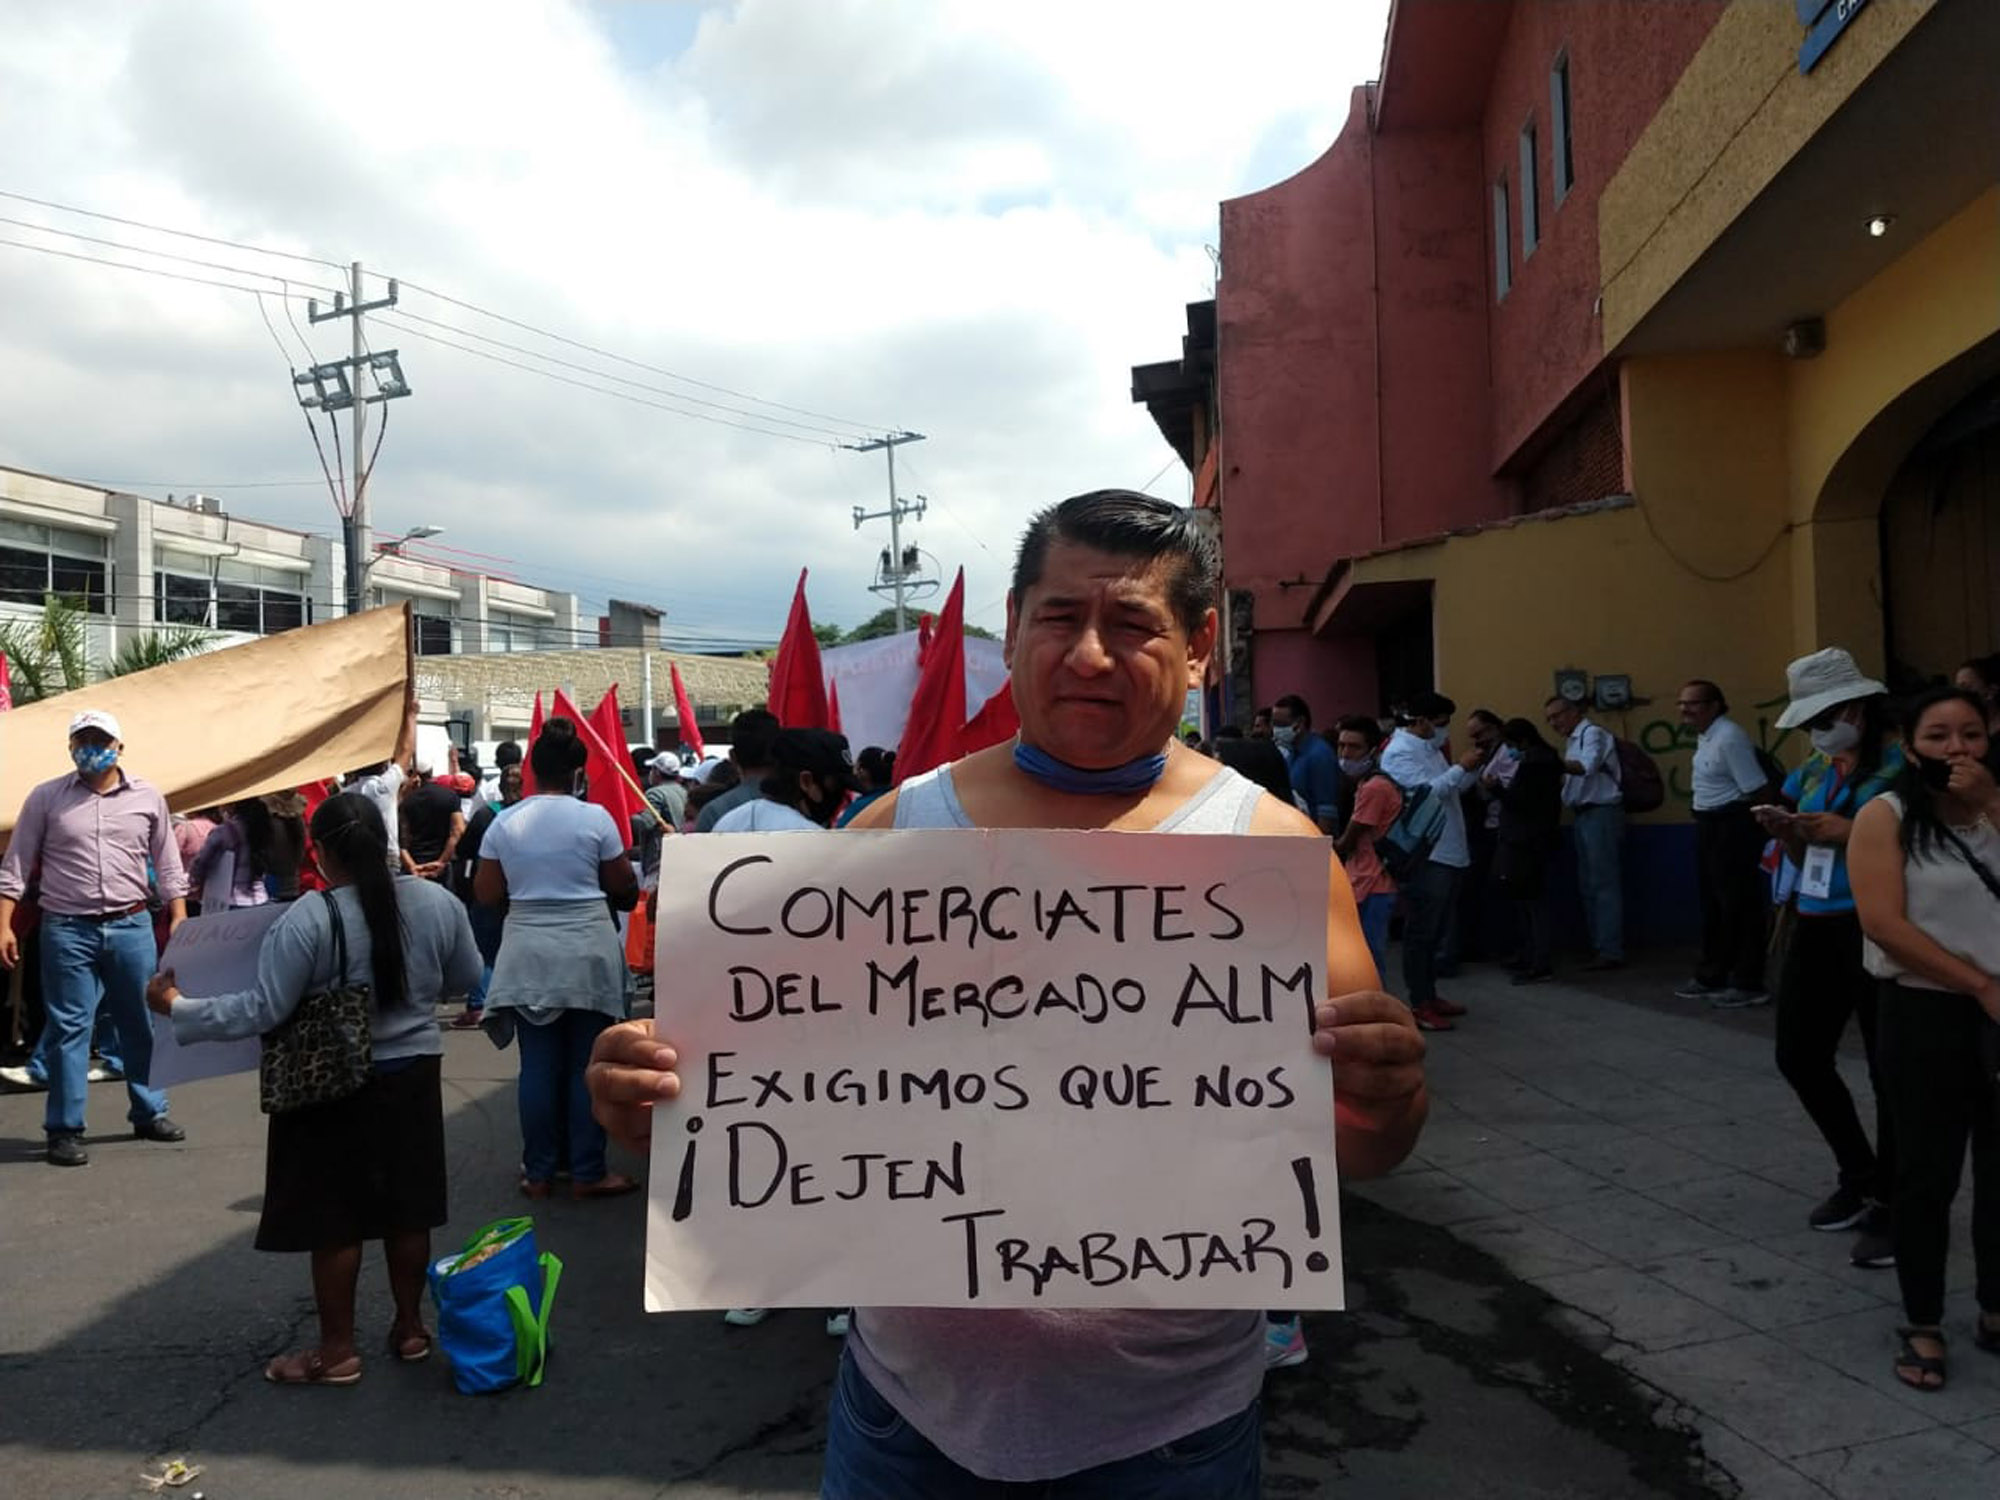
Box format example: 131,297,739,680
1799,763,1848,901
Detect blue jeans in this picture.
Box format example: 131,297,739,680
821,1349,1260,1499
515,1009,613,1185
28,1009,123,1083
1571,803,1626,961
1357,893,1395,986
1399,861,1462,1008
40,912,166,1135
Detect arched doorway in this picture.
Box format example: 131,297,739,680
1882,374,2000,688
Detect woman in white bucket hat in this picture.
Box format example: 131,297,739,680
1757,648,1905,1269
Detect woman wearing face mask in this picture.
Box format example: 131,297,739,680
1848,688,2000,1391
1758,648,1906,1269
474,717,641,1201
1953,654,2000,736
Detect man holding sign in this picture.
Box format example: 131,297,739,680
590,491,1428,1496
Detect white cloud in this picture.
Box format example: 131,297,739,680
0,0,1389,636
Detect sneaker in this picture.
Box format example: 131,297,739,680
0,1064,47,1093
1850,1205,1895,1268
1265,1316,1308,1369
1709,988,1770,1010
1808,1184,1870,1232
723,1308,770,1327
1675,979,1729,1000
825,1310,852,1338
46,1133,88,1168
1411,1004,1456,1033
1429,996,1467,1018
86,1061,125,1083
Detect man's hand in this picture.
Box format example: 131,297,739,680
0,929,18,970
146,969,180,1017
587,1019,680,1156
1312,990,1426,1107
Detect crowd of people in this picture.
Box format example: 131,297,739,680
0,486,1994,1479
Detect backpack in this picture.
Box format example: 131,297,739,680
1754,746,1788,797
1374,780,1447,885
1614,738,1665,814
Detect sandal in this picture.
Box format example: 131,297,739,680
264,1349,361,1386
1893,1326,1946,1392
388,1328,433,1363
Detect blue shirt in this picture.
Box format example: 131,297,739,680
1782,744,1904,914
1287,732,1340,826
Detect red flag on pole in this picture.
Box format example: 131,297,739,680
670,662,705,761
894,569,967,784
553,687,644,835
520,691,546,795
0,653,12,712
767,568,830,728
961,677,1020,756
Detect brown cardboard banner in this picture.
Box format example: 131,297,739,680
0,604,412,844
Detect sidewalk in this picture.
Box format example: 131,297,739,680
1352,958,2000,1498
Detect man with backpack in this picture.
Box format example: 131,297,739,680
1545,695,1626,970
1381,692,1485,1032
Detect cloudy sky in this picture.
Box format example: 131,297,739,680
0,0,1389,643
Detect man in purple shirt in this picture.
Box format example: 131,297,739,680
0,709,189,1166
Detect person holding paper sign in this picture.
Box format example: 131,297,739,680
589,490,1427,1497
147,793,481,1385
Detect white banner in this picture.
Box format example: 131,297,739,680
147,904,286,1088
819,632,1009,756
645,829,1342,1311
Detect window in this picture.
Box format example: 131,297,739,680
1493,177,1512,299
156,558,308,635
414,615,454,656
0,519,110,613
1551,53,1574,203
489,611,550,653
1520,122,1540,256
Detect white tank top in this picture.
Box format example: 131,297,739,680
847,761,1273,1481
1863,792,2000,989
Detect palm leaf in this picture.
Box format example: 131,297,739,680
109,625,216,679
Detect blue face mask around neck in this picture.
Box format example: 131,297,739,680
1013,741,1168,796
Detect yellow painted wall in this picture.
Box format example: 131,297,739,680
1600,0,1936,350
1349,500,1797,818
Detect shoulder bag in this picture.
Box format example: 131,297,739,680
1930,822,2000,1086
259,890,374,1114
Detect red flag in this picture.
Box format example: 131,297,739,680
767,568,829,728
895,569,967,784
961,677,1020,756
552,687,643,836
670,661,706,761
828,678,843,735
0,653,12,712
521,691,546,796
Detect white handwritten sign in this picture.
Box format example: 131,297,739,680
147,904,287,1088
645,829,1342,1312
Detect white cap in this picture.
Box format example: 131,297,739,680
413,753,435,775
67,709,122,741
646,753,682,778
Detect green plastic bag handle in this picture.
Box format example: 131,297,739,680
502,1251,564,1388
447,1215,533,1275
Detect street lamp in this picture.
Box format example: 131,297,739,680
356,525,445,609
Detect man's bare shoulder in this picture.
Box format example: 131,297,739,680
1245,789,1323,839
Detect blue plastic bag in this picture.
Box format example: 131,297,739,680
429,1216,563,1395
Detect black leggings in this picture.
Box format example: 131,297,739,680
1879,982,2000,1327
1774,911,1894,1203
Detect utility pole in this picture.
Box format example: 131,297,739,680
845,431,927,633
301,262,410,617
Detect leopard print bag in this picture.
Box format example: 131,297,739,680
259,891,374,1114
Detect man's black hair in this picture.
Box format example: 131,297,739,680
493,740,524,768
1274,693,1311,727
730,708,782,768
1684,679,1729,715
1335,714,1384,750
1408,691,1456,721
1469,708,1503,730
1012,489,1218,633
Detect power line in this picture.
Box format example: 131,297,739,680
384,307,867,441
0,234,325,302
896,455,996,556
392,277,888,434
375,316,842,447
0,187,347,271
0,214,342,297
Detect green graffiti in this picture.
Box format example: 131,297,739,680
1633,692,1798,806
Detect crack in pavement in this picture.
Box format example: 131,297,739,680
652,1380,833,1492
